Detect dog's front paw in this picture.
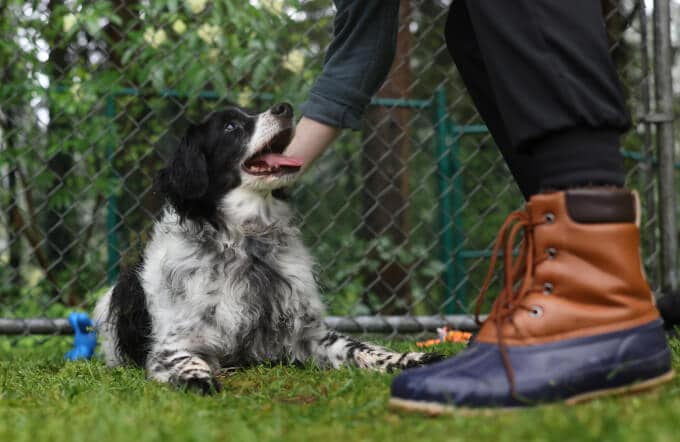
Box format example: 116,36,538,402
410,351,446,366
389,352,445,372
180,374,222,395
175,359,221,395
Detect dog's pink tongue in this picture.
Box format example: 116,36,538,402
251,154,303,168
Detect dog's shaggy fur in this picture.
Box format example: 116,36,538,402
93,103,441,393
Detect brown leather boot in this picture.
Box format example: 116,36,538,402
391,188,673,411
476,187,659,345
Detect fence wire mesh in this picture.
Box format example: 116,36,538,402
0,0,676,339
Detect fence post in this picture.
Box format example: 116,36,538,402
638,0,658,289
653,0,677,291
105,95,120,284
433,86,458,313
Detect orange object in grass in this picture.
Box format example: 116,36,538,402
416,327,472,347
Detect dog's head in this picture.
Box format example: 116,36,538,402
157,103,301,222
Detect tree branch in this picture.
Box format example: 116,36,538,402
15,165,37,221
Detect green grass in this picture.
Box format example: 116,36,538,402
1,338,680,442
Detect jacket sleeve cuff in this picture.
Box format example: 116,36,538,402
300,75,372,131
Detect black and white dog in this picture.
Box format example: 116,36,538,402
93,103,441,393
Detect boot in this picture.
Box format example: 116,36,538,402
390,188,674,412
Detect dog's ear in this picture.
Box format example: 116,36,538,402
159,136,209,201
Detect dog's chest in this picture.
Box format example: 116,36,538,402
145,205,323,362
210,229,319,358
167,227,316,334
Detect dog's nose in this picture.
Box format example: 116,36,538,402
270,102,293,118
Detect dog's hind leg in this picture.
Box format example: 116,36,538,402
304,331,443,372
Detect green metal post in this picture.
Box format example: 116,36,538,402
433,87,458,313
105,95,120,284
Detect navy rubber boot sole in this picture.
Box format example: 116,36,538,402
390,320,674,413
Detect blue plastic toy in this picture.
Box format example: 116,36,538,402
65,312,97,361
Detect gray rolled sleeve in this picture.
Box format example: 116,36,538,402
300,0,400,130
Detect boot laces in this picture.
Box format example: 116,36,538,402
473,209,547,398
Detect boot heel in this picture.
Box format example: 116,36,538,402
565,369,675,405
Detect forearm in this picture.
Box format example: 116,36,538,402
285,117,340,170
288,1,400,169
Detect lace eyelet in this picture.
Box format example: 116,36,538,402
529,306,544,318
544,213,555,224
546,247,557,259
543,282,554,295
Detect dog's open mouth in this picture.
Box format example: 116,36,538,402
243,128,302,176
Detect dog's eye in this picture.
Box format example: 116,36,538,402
224,122,237,132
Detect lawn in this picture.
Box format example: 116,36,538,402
1,337,680,442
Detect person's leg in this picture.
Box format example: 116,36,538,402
390,0,673,411
444,0,539,199
449,0,629,193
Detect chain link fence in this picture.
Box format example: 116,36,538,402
0,0,677,339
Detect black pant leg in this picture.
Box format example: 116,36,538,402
445,0,539,199
447,0,630,192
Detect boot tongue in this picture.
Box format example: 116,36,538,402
248,154,303,169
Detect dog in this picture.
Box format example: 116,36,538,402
93,103,441,393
